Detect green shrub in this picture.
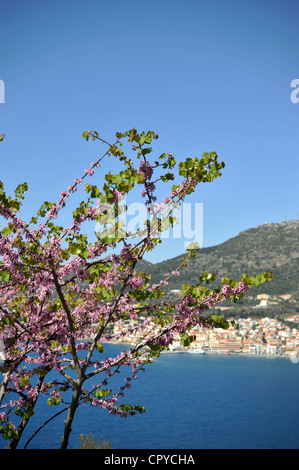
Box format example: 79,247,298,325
78,433,113,449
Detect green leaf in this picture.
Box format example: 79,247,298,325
30,216,38,225
20,376,30,387
161,172,175,182
180,334,196,347
191,285,210,299
110,174,122,184
211,314,229,329
228,279,239,288
199,272,216,284
88,266,100,276
69,243,82,255
50,340,58,350
95,233,117,244
1,227,11,236
84,183,92,193
0,271,10,283
79,249,90,259
94,388,112,398
47,396,61,406
186,242,200,252
95,342,105,353
90,186,101,198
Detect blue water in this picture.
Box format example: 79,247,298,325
2,344,299,449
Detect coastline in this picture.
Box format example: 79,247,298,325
104,340,294,360
162,349,291,360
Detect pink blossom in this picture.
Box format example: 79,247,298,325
138,160,153,180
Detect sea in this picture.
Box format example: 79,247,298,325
2,344,299,450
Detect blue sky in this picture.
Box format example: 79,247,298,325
0,0,298,262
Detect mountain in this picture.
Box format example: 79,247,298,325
139,220,299,303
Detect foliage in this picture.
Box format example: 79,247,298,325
0,129,273,449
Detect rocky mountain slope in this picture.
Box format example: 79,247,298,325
140,220,299,302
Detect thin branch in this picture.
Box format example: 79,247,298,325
23,405,70,449
50,266,81,377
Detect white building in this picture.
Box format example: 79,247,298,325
267,344,277,355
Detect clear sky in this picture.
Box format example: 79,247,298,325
1,0,298,262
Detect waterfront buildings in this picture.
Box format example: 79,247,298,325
110,314,299,358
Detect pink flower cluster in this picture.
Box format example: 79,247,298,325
138,160,153,180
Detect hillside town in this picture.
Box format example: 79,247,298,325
110,293,299,359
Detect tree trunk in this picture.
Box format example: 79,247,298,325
60,381,82,449
0,372,10,406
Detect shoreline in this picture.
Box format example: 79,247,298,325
162,349,291,359
105,341,294,360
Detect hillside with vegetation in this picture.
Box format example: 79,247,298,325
139,220,299,319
